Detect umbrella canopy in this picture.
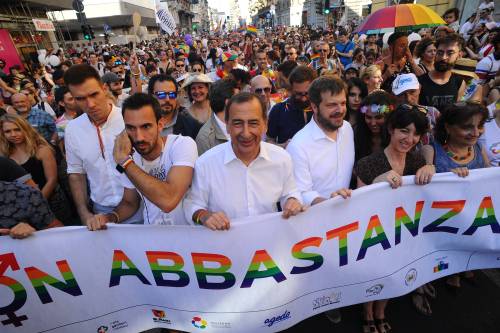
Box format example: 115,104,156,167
355,4,445,35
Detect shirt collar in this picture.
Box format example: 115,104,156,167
223,141,270,165
100,104,120,129
310,116,342,142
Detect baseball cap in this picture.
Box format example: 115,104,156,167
101,72,121,84
221,52,238,63
392,73,419,96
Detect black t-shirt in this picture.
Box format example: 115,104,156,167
0,156,31,183
418,73,464,112
267,100,313,144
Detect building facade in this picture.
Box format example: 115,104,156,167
191,0,210,32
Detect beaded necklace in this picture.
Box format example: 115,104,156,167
443,144,472,161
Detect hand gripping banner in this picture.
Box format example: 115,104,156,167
1,169,500,332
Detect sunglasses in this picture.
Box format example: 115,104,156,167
319,49,329,53
176,64,185,68
154,91,177,100
192,68,203,72
286,53,295,56
114,60,123,65
255,87,271,94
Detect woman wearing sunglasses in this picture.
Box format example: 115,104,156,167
181,73,213,124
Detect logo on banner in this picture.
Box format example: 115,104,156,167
263,310,291,327
405,269,418,286
192,316,208,329
366,284,384,297
433,261,449,273
211,321,231,329
152,309,172,324
312,292,342,310
97,326,108,333
110,320,128,330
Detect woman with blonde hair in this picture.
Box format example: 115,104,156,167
0,114,70,222
361,65,384,94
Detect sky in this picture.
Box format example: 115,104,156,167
207,0,230,15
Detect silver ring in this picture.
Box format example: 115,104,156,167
392,177,397,182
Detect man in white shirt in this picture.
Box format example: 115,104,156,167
94,93,197,228
286,73,354,327
287,76,354,206
186,92,305,230
64,64,142,230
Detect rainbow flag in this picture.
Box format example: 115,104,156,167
310,54,320,61
309,54,321,70
247,25,257,35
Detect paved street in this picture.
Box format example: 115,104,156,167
283,270,500,333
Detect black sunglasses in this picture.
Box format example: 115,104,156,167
255,87,271,94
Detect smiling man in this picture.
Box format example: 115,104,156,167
185,92,305,231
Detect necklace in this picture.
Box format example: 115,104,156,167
443,144,472,161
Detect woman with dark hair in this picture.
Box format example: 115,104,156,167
355,105,435,333
415,37,436,75
422,101,490,293
346,77,368,126
205,48,218,73
354,90,395,162
377,32,424,92
422,102,490,176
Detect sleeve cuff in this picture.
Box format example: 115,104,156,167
302,191,321,206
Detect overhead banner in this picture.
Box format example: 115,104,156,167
1,169,500,333
154,0,176,35
0,29,24,73
32,19,55,32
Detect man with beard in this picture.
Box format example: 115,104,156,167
148,73,202,140
64,65,142,230
286,75,354,327
418,33,466,111
92,93,197,228
185,92,305,230
267,65,317,148
102,72,129,107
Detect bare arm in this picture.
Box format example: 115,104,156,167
124,163,193,212
68,173,93,222
103,188,140,223
457,80,466,101
38,146,58,199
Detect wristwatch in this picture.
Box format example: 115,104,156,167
116,156,133,173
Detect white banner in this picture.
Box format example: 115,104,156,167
32,19,55,32
1,169,500,333
155,0,176,35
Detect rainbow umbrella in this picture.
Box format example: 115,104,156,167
355,4,445,35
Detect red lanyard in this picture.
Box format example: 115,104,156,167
93,123,105,159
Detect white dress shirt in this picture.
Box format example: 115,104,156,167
286,117,354,206
185,141,302,223
65,105,125,207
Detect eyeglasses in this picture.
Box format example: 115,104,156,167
192,68,203,73
201,50,207,53
154,91,177,100
255,87,271,94
320,49,329,53
286,53,295,56
176,64,185,68
114,60,123,65
294,91,308,97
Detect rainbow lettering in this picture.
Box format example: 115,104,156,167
357,215,391,261
463,196,500,235
433,261,449,272
422,200,465,234
241,250,286,288
146,251,189,287
290,237,323,274
326,222,359,266
192,253,235,289
109,250,151,287
395,201,424,245
0,253,28,327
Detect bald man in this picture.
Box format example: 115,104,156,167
250,75,275,115
11,93,57,143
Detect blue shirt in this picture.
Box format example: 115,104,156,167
26,107,56,142
267,99,313,144
335,40,355,67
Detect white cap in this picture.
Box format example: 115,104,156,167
408,32,421,43
392,73,419,96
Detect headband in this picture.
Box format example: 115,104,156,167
360,104,394,114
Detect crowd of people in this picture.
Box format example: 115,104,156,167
0,2,499,333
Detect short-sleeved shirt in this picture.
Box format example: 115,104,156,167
26,107,57,142
355,150,426,185
0,156,31,183
475,53,500,85
122,134,198,225
55,113,74,139
336,40,355,67
267,99,313,144
0,181,54,230
479,117,500,167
